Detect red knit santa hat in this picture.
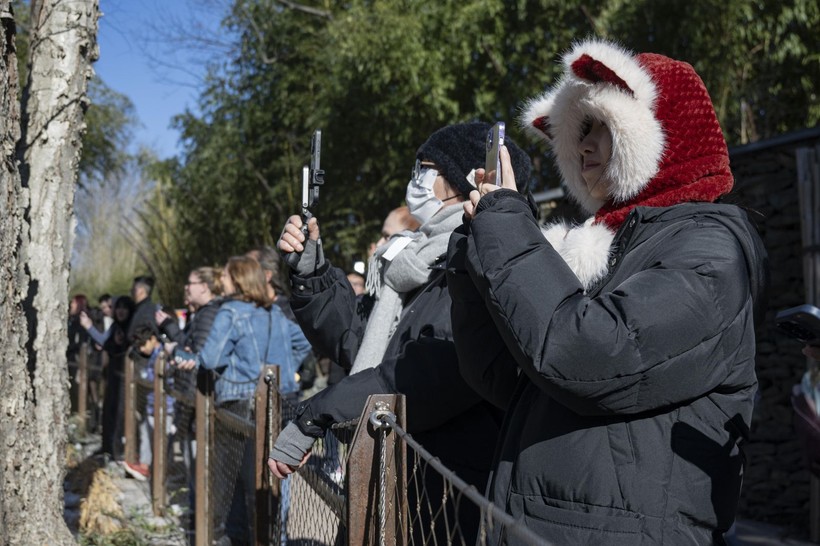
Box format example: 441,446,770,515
521,39,733,232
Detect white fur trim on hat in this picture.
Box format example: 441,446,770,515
541,217,615,291
521,39,666,214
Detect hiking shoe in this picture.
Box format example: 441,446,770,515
123,462,150,481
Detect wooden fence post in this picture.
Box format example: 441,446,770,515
255,365,281,546
195,371,215,546
152,353,167,516
347,394,407,546
123,354,137,465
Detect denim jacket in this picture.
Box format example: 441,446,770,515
197,299,270,404
267,305,312,395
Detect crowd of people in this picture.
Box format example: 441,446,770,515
66,39,788,545
69,248,315,544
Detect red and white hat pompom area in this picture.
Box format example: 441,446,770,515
521,39,733,233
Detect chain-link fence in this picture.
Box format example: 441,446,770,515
275,393,554,546
283,417,354,545
376,408,552,546
123,355,285,545
115,354,554,546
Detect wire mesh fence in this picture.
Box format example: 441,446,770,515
113,354,555,546
377,410,552,546
284,416,354,545
164,360,198,535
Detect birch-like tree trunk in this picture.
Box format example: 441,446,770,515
0,0,29,534
0,0,99,543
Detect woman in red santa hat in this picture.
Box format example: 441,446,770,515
447,38,768,545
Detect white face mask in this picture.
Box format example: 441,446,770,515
406,167,442,224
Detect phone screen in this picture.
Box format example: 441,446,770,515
776,304,820,343
485,122,505,186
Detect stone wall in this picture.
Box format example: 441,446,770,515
728,127,820,534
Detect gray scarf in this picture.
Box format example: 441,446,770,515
350,205,462,374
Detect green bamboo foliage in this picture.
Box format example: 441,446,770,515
152,0,817,277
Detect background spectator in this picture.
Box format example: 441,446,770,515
127,275,158,343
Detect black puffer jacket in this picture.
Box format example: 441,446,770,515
447,193,768,545
160,298,222,398
159,298,221,353
290,261,502,461
127,297,158,343
289,260,504,543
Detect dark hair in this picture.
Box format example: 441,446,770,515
113,296,135,325
98,293,112,305
87,307,105,329
132,324,157,347
133,276,155,297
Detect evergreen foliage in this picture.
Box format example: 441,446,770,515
156,0,818,275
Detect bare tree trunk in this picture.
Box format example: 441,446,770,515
0,0,29,537
0,0,99,543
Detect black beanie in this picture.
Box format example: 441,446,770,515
416,122,532,197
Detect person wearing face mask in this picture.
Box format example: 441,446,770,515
271,122,532,544
447,39,768,545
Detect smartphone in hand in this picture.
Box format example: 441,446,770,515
776,304,820,344
485,122,505,186
173,347,196,365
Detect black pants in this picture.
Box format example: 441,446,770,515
101,363,124,458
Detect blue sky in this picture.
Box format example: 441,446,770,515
95,1,228,159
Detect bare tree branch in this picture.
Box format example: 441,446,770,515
236,3,278,65
276,0,332,20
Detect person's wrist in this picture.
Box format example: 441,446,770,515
270,422,315,466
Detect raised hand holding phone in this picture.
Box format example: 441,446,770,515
465,139,518,220
283,130,324,269
485,122,505,187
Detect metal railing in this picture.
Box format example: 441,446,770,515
123,354,285,545
116,355,552,545
275,393,552,546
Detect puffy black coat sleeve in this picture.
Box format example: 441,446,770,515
159,300,220,352
295,336,483,436
159,318,185,345
289,261,365,370
186,302,220,353
447,222,520,410
466,191,752,416
294,271,487,437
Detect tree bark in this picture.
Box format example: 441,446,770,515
1,0,99,543
0,0,29,536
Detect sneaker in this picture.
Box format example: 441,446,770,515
123,461,150,481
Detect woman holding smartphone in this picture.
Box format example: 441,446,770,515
447,39,768,545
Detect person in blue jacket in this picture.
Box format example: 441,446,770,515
174,255,308,545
